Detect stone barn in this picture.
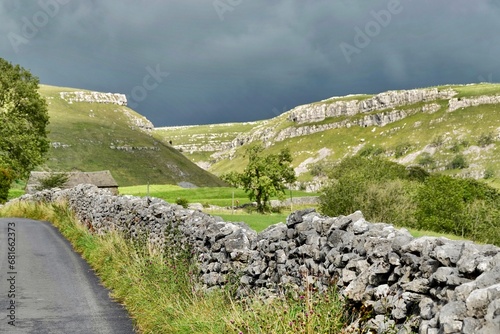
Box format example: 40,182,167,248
26,170,119,195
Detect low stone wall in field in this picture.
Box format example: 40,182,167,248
17,185,500,333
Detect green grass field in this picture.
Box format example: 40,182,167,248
119,185,318,207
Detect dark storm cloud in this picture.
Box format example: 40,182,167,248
1,0,499,126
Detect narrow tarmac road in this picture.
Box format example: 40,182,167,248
0,218,136,334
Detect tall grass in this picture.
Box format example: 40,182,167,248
0,202,348,333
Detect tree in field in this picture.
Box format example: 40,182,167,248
228,144,296,213
0,58,50,202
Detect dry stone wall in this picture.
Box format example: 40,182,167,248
17,185,500,333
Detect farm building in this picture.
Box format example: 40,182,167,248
26,170,119,195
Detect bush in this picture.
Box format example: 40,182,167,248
175,197,189,208
36,172,69,191
484,168,495,179
355,179,418,227
464,200,500,244
477,132,495,147
406,165,430,182
449,141,462,153
358,145,385,157
460,139,470,148
446,154,468,170
416,152,435,168
0,169,14,204
309,161,333,177
319,156,500,245
415,175,500,244
394,142,412,158
430,135,444,148
415,175,467,234
319,156,410,218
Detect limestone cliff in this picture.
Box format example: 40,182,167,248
287,88,455,124
60,91,127,106
153,83,500,181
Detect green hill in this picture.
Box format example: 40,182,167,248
155,83,500,188
38,85,225,187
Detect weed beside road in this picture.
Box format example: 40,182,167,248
0,201,348,334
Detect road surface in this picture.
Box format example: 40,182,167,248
0,218,136,333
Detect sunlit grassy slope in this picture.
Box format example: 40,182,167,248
39,85,225,187
155,83,500,187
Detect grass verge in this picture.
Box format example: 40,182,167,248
0,201,348,333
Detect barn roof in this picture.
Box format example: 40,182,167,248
26,170,118,194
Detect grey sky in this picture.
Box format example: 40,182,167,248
1,0,499,126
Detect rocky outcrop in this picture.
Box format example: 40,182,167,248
60,91,127,106
287,88,456,124
448,95,500,112
59,91,154,132
15,185,500,333
122,110,154,132
224,90,451,151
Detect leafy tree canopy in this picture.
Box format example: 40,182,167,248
224,144,296,213
0,58,49,201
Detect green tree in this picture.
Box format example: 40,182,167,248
0,58,50,202
220,171,242,188
238,144,296,213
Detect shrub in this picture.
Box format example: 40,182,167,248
415,175,500,244
477,132,495,147
430,135,444,147
416,152,435,168
355,179,418,227
446,154,468,170
449,141,462,153
464,200,500,244
394,142,412,158
460,139,470,148
0,168,14,204
310,161,333,177
406,165,430,182
358,145,385,157
319,156,410,218
36,172,69,191
484,168,495,179
175,197,189,208
415,175,466,233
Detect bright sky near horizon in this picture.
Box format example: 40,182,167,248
1,0,499,126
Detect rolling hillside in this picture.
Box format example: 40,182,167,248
38,85,225,187
155,83,500,188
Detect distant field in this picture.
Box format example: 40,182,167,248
8,189,24,201
7,182,471,242
214,212,289,232
215,211,472,241
119,185,318,207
